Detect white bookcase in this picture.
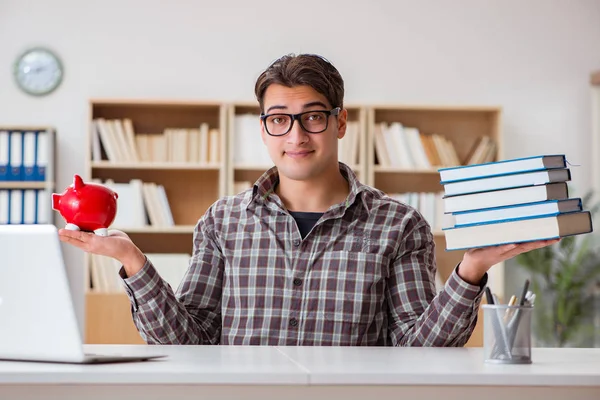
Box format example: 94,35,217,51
0,126,55,225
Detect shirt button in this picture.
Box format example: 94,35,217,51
289,318,298,327
293,240,300,247
293,278,302,286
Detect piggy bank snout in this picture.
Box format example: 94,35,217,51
51,193,61,211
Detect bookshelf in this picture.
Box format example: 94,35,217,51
0,126,55,225
227,102,272,195
85,99,227,344
366,105,503,347
344,104,368,182
83,100,501,347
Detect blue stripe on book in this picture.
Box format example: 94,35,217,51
451,212,573,228
441,181,567,199
442,212,583,230
439,168,568,184
437,154,565,172
451,198,581,215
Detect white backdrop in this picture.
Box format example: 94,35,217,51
1,0,599,331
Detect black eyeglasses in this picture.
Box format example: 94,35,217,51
260,107,341,137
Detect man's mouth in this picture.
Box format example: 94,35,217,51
285,150,314,159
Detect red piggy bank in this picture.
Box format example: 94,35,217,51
52,174,118,236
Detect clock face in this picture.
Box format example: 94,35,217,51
14,47,63,96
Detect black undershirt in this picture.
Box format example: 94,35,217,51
289,211,324,239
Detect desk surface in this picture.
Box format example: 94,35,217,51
1,345,599,387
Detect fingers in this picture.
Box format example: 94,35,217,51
107,229,130,239
58,229,101,254
501,238,560,258
58,229,94,243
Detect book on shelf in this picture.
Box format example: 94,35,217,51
463,136,497,166
338,120,360,167
0,188,50,224
0,129,49,181
389,192,446,231
233,113,271,167
91,118,221,165
94,178,174,229
373,121,484,169
88,253,190,293
440,155,592,250
438,154,566,183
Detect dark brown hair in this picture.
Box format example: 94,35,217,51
254,53,344,113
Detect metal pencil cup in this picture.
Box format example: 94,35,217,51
482,304,533,364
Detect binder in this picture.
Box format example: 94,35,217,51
0,190,8,224
0,131,8,180
9,131,23,181
36,189,49,224
9,189,23,224
23,189,36,224
22,131,36,181
35,130,48,181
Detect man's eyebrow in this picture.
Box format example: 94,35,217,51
265,101,329,114
265,105,287,113
303,101,328,109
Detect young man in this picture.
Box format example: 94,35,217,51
59,53,556,346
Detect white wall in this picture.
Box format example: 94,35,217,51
1,0,600,329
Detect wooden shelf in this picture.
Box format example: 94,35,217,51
113,225,195,234
233,164,274,171
374,171,444,194
91,161,222,171
85,292,145,345
0,181,53,189
373,166,441,174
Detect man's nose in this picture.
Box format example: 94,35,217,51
286,119,309,144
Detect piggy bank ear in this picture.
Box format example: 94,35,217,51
73,175,84,190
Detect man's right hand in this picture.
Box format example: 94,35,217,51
58,229,146,277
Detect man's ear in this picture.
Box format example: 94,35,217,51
337,108,348,139
260,117,268,144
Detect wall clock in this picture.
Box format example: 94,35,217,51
14,47,63,96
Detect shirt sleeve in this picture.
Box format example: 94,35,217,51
386,212,485,347
120,206,224,345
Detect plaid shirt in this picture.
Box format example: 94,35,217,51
121,163,485,346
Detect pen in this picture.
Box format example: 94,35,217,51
504,295,517,322
519,279,530,306
506,279,532,353
485,287,513,359
485,287,495,305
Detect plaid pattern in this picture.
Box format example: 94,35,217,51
121,163,485,346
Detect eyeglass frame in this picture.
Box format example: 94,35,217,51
260,107,342,137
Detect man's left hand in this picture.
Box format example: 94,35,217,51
456,239,560,285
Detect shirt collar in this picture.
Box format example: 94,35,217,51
245,162,371,213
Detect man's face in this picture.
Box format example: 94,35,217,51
260,84,347,182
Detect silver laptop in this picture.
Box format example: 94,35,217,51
0,224,166,364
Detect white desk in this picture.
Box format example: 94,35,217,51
0,345,599,400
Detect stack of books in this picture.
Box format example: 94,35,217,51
438,155,593,251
